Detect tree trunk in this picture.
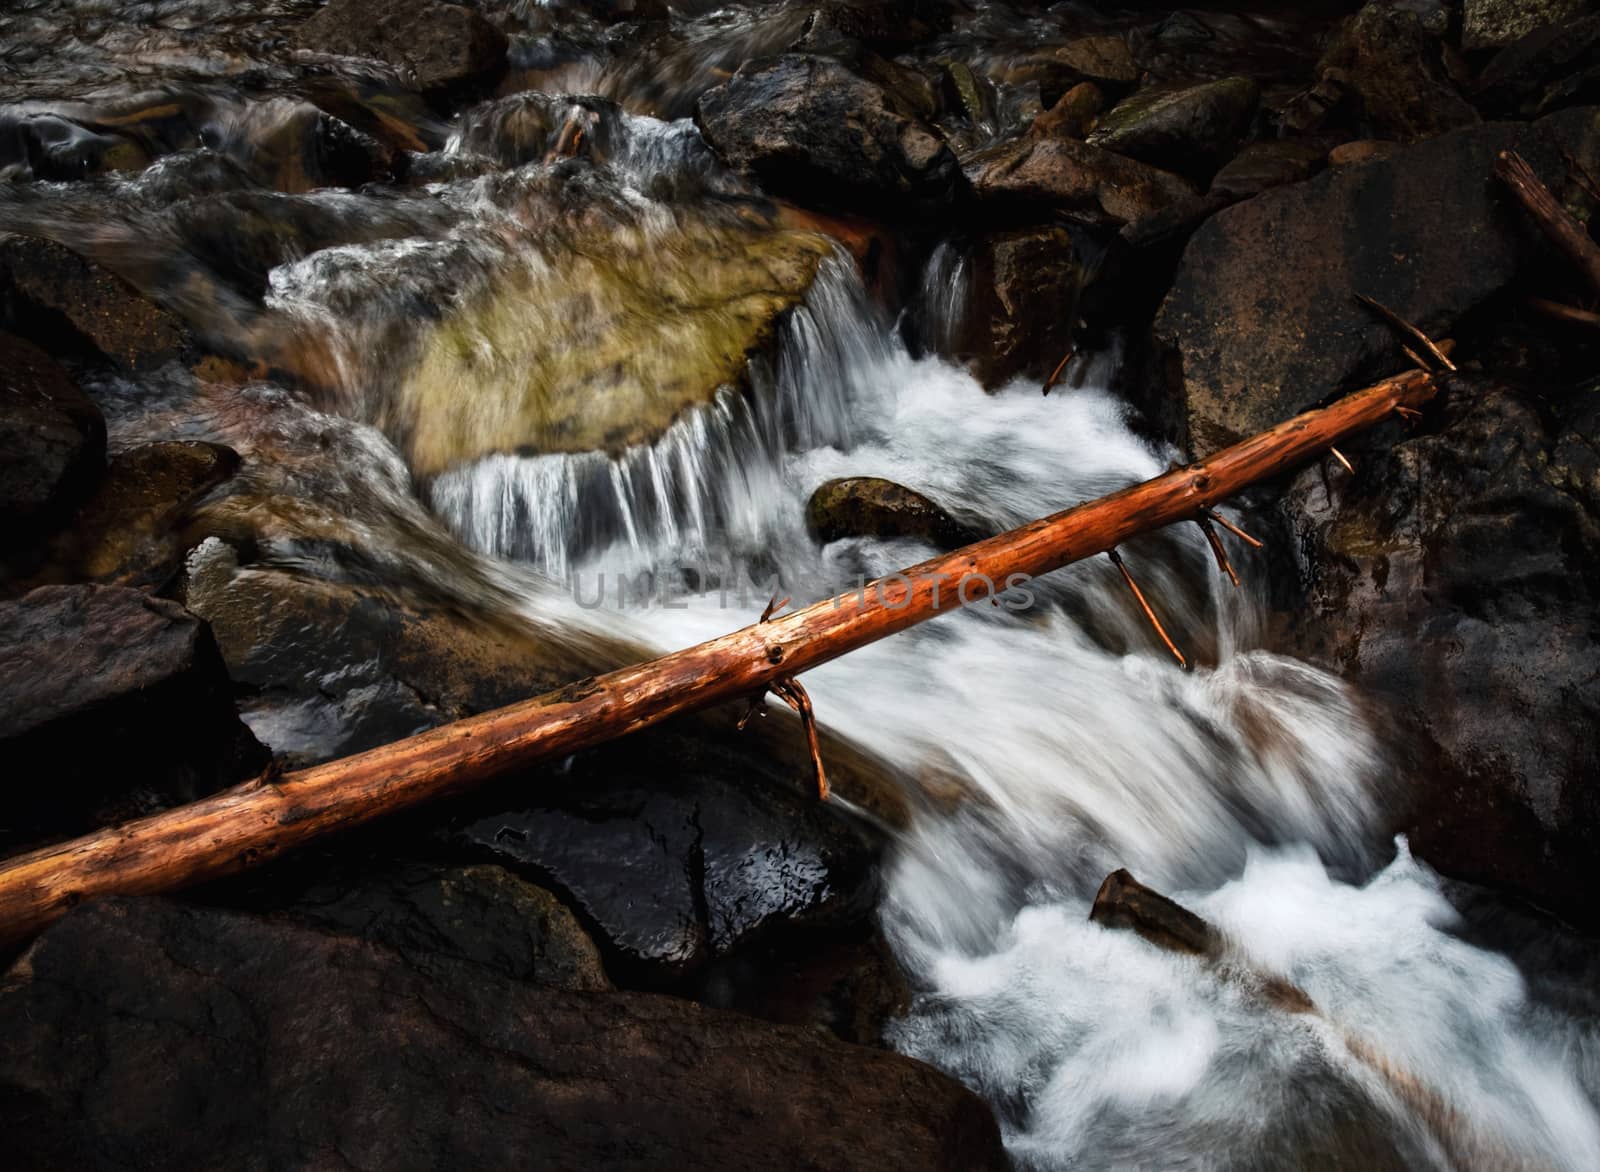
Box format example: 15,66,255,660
0,369,1436,948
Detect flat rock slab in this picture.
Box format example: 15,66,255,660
0,898,1009,1171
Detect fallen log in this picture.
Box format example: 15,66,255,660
0,368,1438,947
1495,148,1600,296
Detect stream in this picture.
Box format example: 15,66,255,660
5,1,1600,1167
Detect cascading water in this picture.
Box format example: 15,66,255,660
413,181,1600,1167
7,32,1598,1159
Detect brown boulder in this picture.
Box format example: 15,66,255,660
296,0,509,94
55,440,238,588
0,234,188,371
0,898,1010,1171
963,134,1198,237
1150,109,1600,456
958,226,1088,388
1087,76,1261,182
695,54,964,217
1209,139,1327,200
807,476,985,549
1320,1,1480,142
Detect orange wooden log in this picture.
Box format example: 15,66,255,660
0,368,1438,947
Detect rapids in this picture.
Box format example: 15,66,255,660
4,4,1599,1165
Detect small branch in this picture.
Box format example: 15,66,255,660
1041,349,1075,396
1355,294,1456,373
1563,147,1600,207
1200,506,1264,549
1528,295,1600,330
1328,446,1355,474
1196,514,1241,588
1107,548,1188,670
1496,148,1600,296
771,678,829,800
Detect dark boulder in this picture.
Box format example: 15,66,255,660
955,227,1091,389
1463,0,1593,53
1476,14,1600,118
1087,76,1261,182
1029,82,1105,141
0,585,265,847
179,540,612,765
1149,109,1600,456
296,0,509,95
1280,383,1600,926
448,722,881,984
0,234,189,371
53,440,238,588
695,54,963,217
1209,139,1328,200
0,333,105,544
963,135,1199,237
0,898,1010,1171
1320,1,1480,142
807,476,986,549
275,862,613,991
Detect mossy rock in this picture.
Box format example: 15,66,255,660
394,216,834,476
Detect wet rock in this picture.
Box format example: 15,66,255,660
0,333,105,544
1463,0,1593,53
1276,68,1356,137
228,99,392,192
806,476,985,549
0,899,1010,1171
0,111,149,181
963,134,1199,237
1327,138,1401,166
1029,81,1105,141
1088,76,1260,182
0,585,265,847
307,76,452,155
180,541,611,765
1320,1,1481,141
448,723,881,983
455,92,620,167
953,227,1088,389
1281,385,1600,926
794,1,953,56
1209,139,1327,200
296,0,509,95
0,233,189,371
1149,110,1600,456
1056,35,1141,87
695,54,963,218
54,441,239,588
396,211,833,473
283,862,612,991
1476,14,1600,117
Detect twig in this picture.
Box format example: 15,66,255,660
1355,294,1457,373
1196,514,1241,588
1563,147,1600,206
1041,349,1075,396
1200,506,1263,549
771,678,829,800
1528,295,1600,330
1107,548,1188,670
1329,446,1355,474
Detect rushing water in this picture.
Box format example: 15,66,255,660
6,16,1600,1164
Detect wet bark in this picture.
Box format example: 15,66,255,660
0,369,1437,947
